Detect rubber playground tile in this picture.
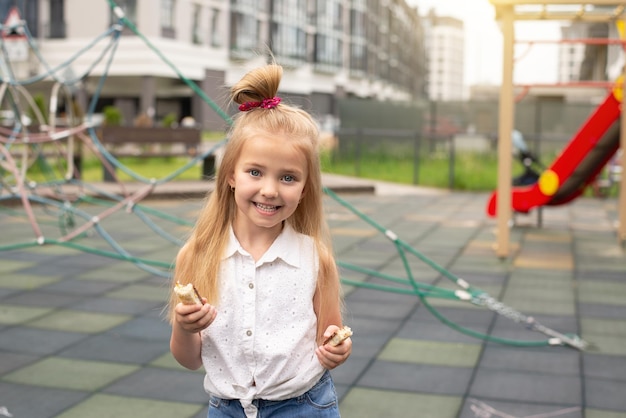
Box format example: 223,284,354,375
39,278,124,297
59,333,169,364
478,346,579,375
105,282,170,302
0,304,52,325
0,327,87,355
103,367,208,403
330,227,378,238
580,334,626,356
71,296,164,315
469,368,581,404
329,355,371,386
585,376,626,410
0,273,61,289
377,339,482,368
55,393,204,418
3,357,139,391
75,263,154,283
578,281,626,306
458,398,583,418
358,360,473,395
26,309,132,333
0,351,38,374
5,290,83,308
586,409,626,418
579,303,626,319
396,317,490,344
0,258,38,274
339,387,462,418
107,316,171,342
0,381,90,418
584,353,626,380
514,254,573,270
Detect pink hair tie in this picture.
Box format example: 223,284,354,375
239,96,281,112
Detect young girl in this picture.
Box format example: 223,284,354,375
168,64,351,418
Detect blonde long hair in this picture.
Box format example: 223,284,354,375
168,64,340,338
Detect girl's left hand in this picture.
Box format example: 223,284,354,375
316,325,352,370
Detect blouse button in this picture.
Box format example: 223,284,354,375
246,330,252,336
248,283,254,289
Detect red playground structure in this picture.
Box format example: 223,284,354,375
486,87,622,217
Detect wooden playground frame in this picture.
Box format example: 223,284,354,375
489,0,626,257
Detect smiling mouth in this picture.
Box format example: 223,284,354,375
254,202,279,213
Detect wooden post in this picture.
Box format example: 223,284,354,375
495,5,515,258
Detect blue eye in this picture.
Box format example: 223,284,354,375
282,175,295,183
249,169,260,177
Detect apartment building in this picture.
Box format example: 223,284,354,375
0,0,427,130
422,10,464,101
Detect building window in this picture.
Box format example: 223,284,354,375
271,0,307,63
271,23,306,62
192,4,202,44
210,8,222,47
161,0,175,38
314,34,342,68
230,11,259,57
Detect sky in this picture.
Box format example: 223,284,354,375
407,0,562,86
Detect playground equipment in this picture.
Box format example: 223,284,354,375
487,85,622,216
488,0,626,256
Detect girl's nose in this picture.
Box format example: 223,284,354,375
261,180,279,198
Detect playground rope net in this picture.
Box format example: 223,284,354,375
0,0,588,350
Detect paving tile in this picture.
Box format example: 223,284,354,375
585,376,626,410
585,409,626,418
339,387,462,418
579,303,626,319
0,351,38,374
469,369,581,404
358,360,473,395
0,327,87,355
0,273,61,289
583,353,626,380
378,338,482,367
38,278,123,296
108,316,171,341
59,332,169,364
106,283,170,302
3,357,139,391
3,290,83,307
458,398,583,418
26,309,132,333
0,381,89,418
77,262,155,283
479,345,580,375
103,367,208,403
0,304,53,325
55,393,204,418
578,281,626,306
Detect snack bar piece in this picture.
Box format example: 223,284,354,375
174,281,203,305
324,325,353,346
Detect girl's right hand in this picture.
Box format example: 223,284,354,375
174,298,217,334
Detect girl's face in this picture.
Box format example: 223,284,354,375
228,132,308,235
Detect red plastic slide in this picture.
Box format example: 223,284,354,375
487,90,622,217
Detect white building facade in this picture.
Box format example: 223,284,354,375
0,0,428,130
423,11,464,101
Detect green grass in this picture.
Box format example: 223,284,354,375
321,150,504,191
11,146,618,197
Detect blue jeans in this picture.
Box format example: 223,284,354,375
208,370,340,417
